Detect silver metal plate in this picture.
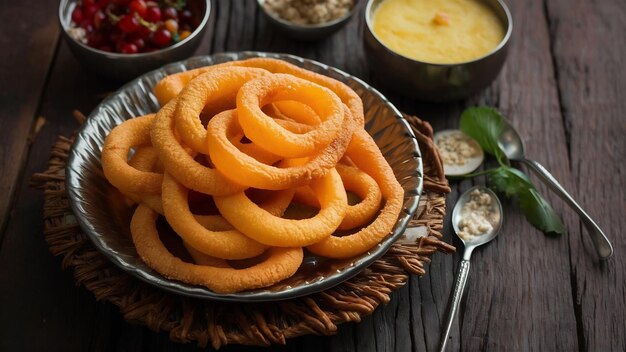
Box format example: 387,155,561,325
66,52,422,302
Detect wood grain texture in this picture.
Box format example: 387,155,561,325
444,0,579,349
0,0,624,351
544,0,626,350
0,42,120,352
0,0,60,236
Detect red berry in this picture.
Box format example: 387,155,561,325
93,10,107,29
163,7,177,20
121,42,139,54
179,10,193,24
132,37,145,49
138,25,152,39
84,4,98,19
129,0,148,18
153,28,172,47
145,6,161,22
83,0,96,7
118,14,140,33
111,0,130,5
71,7,83,23
99,0,111,7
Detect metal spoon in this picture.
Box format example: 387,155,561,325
498,121,614,259
439,186,503,352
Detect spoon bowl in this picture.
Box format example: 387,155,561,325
497,121,526,160
452,186,503,249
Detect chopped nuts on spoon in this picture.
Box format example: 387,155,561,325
457,189,500,241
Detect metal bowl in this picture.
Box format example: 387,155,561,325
257,0,356,41
364,0,512,102
58,0,211,81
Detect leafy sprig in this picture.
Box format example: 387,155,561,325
459,107,566,235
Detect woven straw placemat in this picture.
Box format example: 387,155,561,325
30,114,454,349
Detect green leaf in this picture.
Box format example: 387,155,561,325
488,166,532,198
458,106,567,236
486,166,566,235
459,106,507,165
518,188,567,235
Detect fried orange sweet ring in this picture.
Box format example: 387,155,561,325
161,172,267,259
225,58,365,127
154,58,363,127
307,130,404,259
206,109,355,190
183,242,230,268
124,145,165,214
101,114,163,194
127,147,261,233
294,163,382,231
154,67,215,105
131,204,304,294
272,100,321,125
230,118,314,166
334,163,383,230
150,99,244,196
193,215,233,232
128,144,159,170
153,60,240,105
236,74,344,158
214,167,348,247
174,67,269,154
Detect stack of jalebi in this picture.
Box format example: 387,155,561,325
100,58,404,294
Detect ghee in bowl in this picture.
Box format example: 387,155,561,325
363,0,512,101
372,0,505,64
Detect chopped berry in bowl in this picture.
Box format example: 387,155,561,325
59,0,210,81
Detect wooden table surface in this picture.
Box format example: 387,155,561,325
1,0,624,351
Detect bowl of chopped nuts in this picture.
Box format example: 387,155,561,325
258,0,356,41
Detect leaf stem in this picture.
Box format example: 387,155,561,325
460,168,496,178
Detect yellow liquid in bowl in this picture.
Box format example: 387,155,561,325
372,0,505,64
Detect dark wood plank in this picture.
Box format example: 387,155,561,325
544,0,626,350
0,40,120,351
450,0,580,349
3,0,622,351
0,0,60,236
227,0,258,51
392,0,582,349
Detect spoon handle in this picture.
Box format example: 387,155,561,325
438,259,471,352
521,158,614,259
